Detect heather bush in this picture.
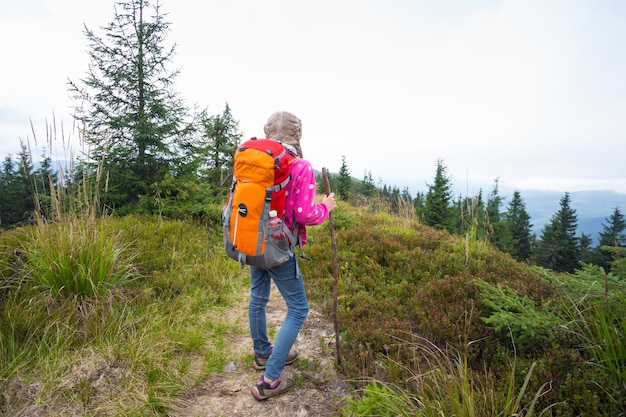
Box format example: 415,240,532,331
303,203,624,415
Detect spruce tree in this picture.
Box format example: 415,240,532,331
0,146,37,226
360,170,376,198
486,179,512,251
535,192,579,272
68,0,194,209
198,103,242,186
32,154,58,219
594,207,626,270
336,155,351,201
386,186,398,213
599,207,626,247
0,156,21,225
579,233,595,264
454,195,476,236
504,190,533,261
413,191,425,218
423,159,454,232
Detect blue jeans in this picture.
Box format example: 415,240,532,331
249,255,309,380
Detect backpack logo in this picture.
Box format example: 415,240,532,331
237,204,247,217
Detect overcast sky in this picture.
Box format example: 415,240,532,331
1,0,625,197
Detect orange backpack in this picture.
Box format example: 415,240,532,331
223,138,298,269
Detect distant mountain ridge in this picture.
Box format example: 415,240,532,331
377,172,625,245
516,190,626,243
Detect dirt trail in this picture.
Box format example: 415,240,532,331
174,284,351,417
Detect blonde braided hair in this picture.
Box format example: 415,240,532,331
263,111,303,157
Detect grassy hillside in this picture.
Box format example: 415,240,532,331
300,205,626,416
0,215,248,415
1,203,624,416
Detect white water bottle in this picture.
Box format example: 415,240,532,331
268,210,286,242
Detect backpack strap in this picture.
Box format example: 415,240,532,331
237,252,247,269
271,174,291,193
294,223,311,260
282,222,297,251
271,146,287,164
269,150,296,193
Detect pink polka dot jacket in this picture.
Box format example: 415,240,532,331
284,158,331,246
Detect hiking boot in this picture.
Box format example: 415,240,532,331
251,371,295,400
253,346,299,370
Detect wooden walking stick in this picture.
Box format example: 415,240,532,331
322,167,341,365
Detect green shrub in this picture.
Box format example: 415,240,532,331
475,279,561,352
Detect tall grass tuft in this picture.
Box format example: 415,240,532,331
584,296,626,386
341,335,556,417
564,290,626,404
13,117,136,299
16,219,138,298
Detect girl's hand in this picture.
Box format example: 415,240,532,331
323,192,337,212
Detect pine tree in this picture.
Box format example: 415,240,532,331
486,179,512,251
594,207,626,270
0,146,38,226
423,159,454,232
390,186,401,213
535,192,579,272
379,184,386,197
68,0,194,208
198,103,242,186
504,190,533,261
0,156,18,225
599,207,626,247
454,191,485,236
360,170,376,198
413,191,425,218
579,233,594,264
336,155,351,201
32,154,59,219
